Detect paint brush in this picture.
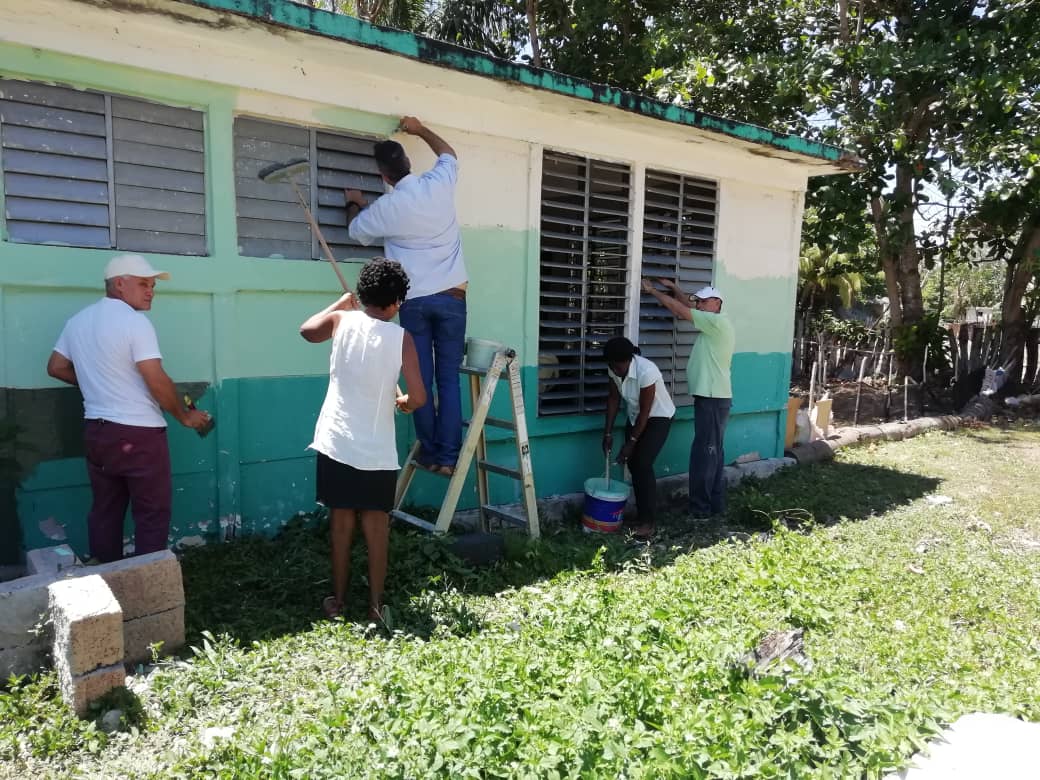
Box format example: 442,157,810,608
184,394,215,438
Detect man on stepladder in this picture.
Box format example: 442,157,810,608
641,278,735,519
46,254,212,562
345,116,467,477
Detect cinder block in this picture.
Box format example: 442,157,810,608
49,575,124,677
123,605,185,664
0,571,56,651
27,545,81,576
59,663,126,717
91,551,184,621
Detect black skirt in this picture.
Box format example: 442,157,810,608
315,452,398,512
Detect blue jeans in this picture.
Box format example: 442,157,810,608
398,292,467,466
689,396,731,516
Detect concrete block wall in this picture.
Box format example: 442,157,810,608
0,550,186,680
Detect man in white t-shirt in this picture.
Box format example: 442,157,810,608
345,116,467,476
46,254,211,562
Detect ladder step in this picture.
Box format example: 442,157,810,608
390,510,438,533
482,504,528,528
459,365,505,377
463,416,516,431
477,459,522,480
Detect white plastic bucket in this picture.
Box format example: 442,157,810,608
581,477,630,533
465,337,505,370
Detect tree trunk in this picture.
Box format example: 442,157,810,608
525,0,541,68
1000,219,1040,384
1023,328,1039,390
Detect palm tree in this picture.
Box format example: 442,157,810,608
309,0,430,30
798,247,866,315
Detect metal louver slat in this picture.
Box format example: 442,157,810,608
639,168,718,406
316,128,384,258
1,79,210,254
0,79,111,248
538,150,631,416
112,97,207,255
234,116,311,259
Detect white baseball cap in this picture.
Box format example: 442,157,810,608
693,285,724,302
104,254,170,280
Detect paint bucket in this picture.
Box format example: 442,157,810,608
581,476,630,533
465,337,505,370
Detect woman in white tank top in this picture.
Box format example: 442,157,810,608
300,258,426,621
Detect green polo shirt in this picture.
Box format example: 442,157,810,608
686,309,734,399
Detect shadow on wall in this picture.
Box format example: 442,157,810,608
176,460,941,649
1,383,212,563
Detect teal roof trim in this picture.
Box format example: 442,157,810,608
178,0,855,167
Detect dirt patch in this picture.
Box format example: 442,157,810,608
789,379,945,427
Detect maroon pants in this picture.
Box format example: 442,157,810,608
84,419,172,562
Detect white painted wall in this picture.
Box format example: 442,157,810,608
1,0,817,202
1,0,818,361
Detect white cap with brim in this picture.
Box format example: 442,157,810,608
104,254,170,281
693,285,723,302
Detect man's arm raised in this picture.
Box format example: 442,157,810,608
399,116,456,158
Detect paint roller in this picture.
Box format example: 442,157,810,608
258,158,407,403
256,158,352,294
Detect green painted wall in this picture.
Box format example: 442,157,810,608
1,40,799,559
14,350,792,558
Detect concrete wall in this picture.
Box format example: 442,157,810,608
0,0,813,558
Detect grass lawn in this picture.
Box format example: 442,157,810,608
3,422,1039,779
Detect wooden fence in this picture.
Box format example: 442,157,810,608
792,321,1040,423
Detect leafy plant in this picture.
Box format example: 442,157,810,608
3,425,1040,778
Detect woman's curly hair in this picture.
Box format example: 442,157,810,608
356,257,410,308
603,336,640,363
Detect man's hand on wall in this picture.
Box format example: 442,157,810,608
398,116,424,134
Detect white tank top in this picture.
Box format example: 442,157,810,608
309,311,405,470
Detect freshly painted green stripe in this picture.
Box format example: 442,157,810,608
713,271,799,356
14,353,791,554
176,0,848,164
0,227,532,385
0,42,237,110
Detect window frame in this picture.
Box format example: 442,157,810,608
536,148,634,417
637,165,720,406
232,115,385,262
0,77,208,256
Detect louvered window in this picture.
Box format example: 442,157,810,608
0,78,206,255
233,117,384,260
639,169,718,405
538,151,631,416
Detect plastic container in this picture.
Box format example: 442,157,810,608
581,477,630,533
465,337,505,370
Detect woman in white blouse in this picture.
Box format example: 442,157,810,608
602,337,676,539
300,258,425,621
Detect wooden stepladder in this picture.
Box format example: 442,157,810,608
391,347,540,539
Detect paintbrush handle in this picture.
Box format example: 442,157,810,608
288,180,352,293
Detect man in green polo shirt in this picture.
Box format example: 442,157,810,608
641,277,735,518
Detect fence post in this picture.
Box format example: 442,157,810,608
853,356,867,426
808,360,818,414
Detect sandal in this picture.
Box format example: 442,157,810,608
630,524,656,541
434,464,455,477
322,595,343,619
